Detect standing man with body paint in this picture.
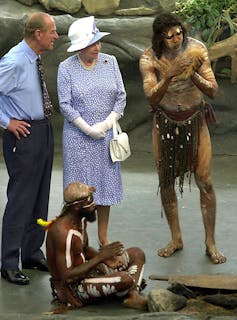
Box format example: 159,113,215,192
139,11,226,264
0,12,58,285
45,182,147,310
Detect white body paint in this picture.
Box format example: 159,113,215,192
66,229,85,268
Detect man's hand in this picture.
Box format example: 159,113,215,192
7,119,31,139
99,241,124,262
154,56,192,80
103,256,127,270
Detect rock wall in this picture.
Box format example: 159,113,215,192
0,0,236,144
16,0,175,15
0,0,168,130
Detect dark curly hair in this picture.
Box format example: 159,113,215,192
152,11,187,58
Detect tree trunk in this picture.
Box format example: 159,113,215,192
209,33,237,83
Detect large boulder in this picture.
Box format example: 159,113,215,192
118,0,175,12
18,0,38,5
115,7,157,16
39,0,82,14
148,288,187,312
15,0,176,16
82,0,120,15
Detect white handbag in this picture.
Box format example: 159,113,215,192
110,121,131,162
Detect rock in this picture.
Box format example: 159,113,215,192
203,294,237,309
168,283,197,299
39,0,82,14
0,14,27,57
17,0,38,5
119,0,175,12
115,7,157,16
2,0,45,17
148,288,187,312
82,0,120,15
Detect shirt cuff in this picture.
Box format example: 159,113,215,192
0,114,10,129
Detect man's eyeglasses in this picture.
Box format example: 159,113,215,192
163,28,183,40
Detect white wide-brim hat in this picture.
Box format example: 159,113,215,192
67,16,110,52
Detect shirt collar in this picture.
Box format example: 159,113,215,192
21,39,39,63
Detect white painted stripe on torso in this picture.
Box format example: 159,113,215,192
66,229,85,268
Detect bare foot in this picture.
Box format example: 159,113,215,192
158,240,183,257
122,291,148,310
206,247,226,264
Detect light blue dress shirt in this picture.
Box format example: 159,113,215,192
0,39,44,129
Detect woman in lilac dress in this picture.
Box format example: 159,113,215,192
57,16,126,247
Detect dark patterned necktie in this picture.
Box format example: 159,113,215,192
37,57,53,118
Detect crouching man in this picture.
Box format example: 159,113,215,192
45,182,147,310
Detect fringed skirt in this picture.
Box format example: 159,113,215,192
156,108,203,195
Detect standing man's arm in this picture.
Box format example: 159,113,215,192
139,50,192,108
0,59,31,138
191,46,218,98
139,50,170,108
7,120,31,139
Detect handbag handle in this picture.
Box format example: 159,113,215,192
112,121,122,138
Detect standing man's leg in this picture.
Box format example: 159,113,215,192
195,121,226,264
158,186,184,257
152,116,183,257
21,121,54,265
1,130,40,271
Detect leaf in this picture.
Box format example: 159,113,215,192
176,0,237,46
193,20,202,30
201,28,211,42
207,17,216,28
220,67,231,76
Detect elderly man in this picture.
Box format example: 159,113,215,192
0,12,58,285
139,11,226,264
45,182,147,310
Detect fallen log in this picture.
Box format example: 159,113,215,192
149,274,237,290
209,32,237,83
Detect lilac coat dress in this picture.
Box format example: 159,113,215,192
57,53,126,205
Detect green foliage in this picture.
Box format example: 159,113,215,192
176,0,237,46
220,67,231,76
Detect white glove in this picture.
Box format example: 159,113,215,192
73,117,105,139
93,112,121,132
